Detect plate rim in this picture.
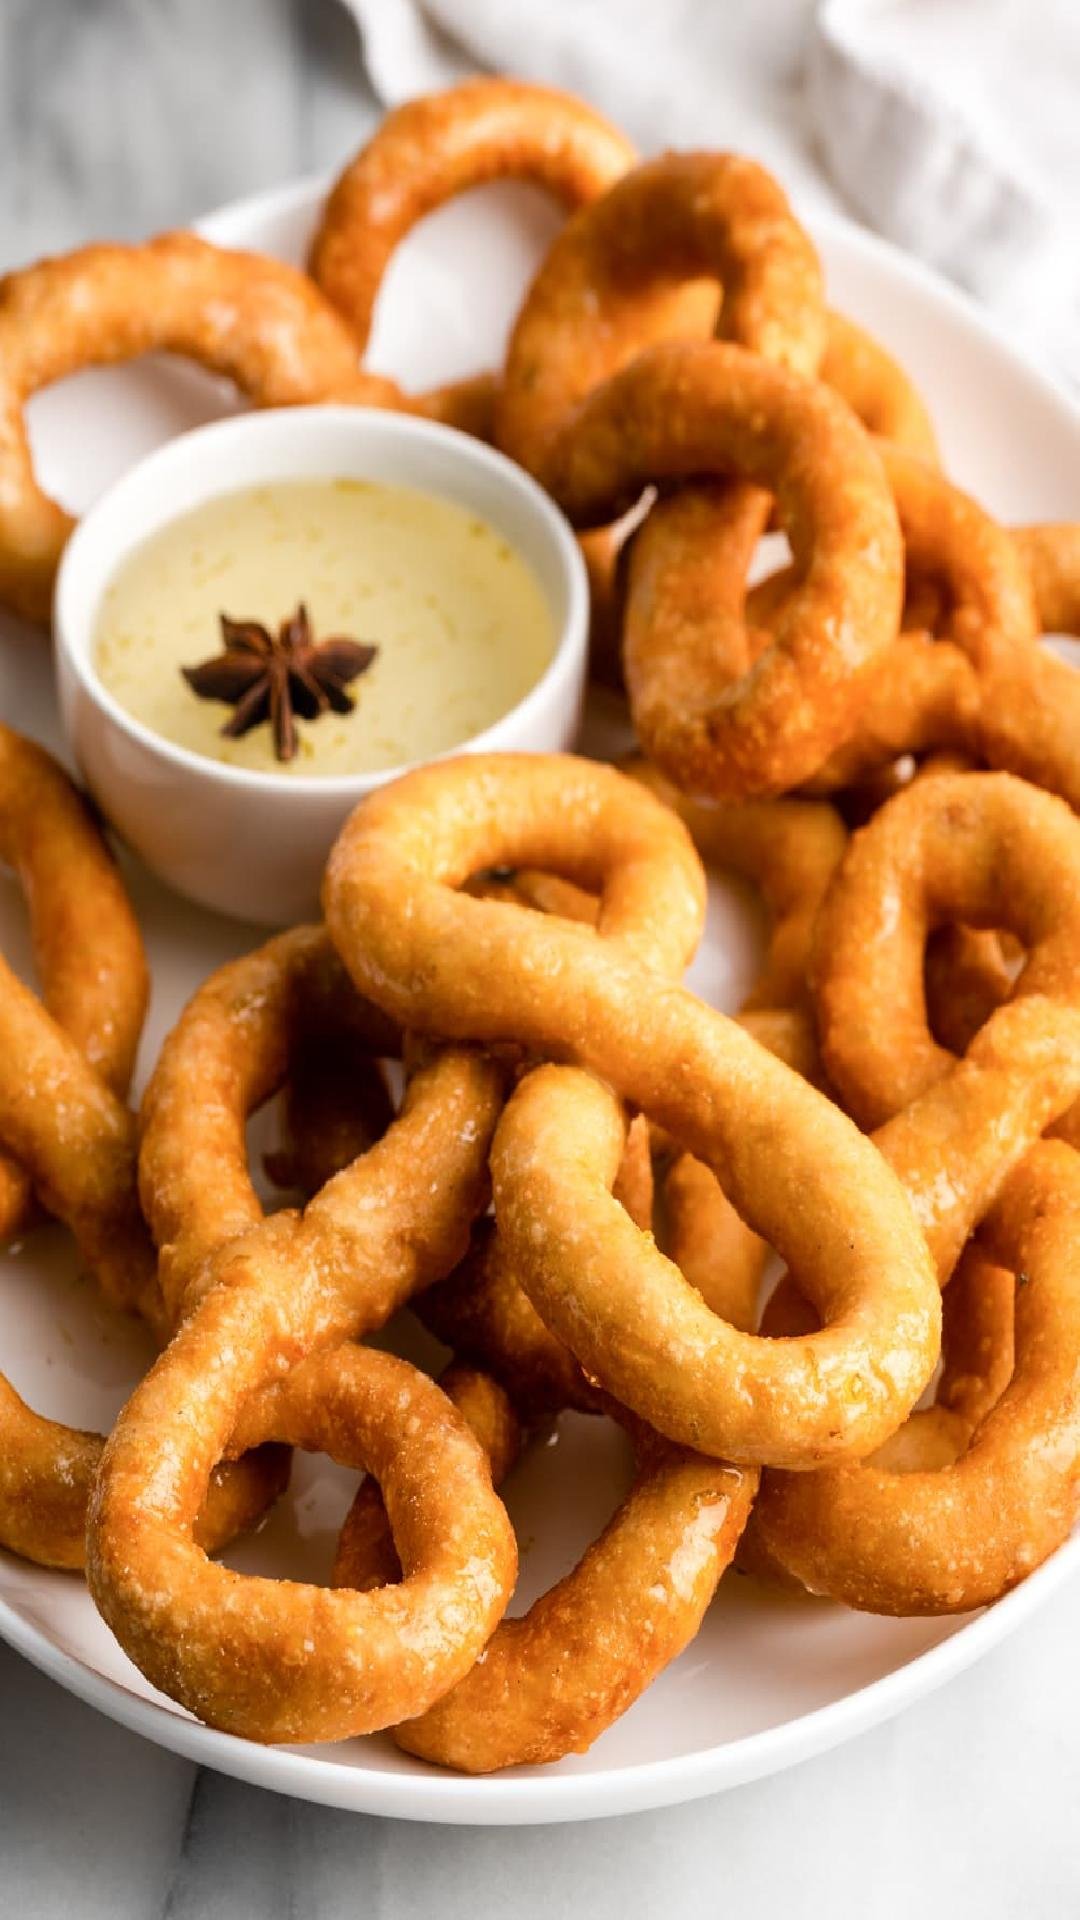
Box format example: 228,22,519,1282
198,171,1080,429
3,167,1079,1825
3,1536,1078,1824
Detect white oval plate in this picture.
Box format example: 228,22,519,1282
0,170,1078,1827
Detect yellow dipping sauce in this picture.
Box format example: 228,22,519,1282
93,479,556,776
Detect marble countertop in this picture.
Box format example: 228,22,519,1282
2,3,1080,1913
5,1578,1080,1916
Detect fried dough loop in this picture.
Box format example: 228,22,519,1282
325,752,940,1468
752,464,1079,806
360,1097,757,1774
1015,522,1080,637
138,1340,517,1745
807,448,1044,793
746,772,1080,1611
0,232,394,621
0,724,154,1567
337,1370,757,1775
812,771,1080,1134
750,1147,1080,1615
0,727,289,1570
498,150,826,480
819,310,938,459
337,1210,757,1775
311,76,637,437
546,343,905,798
87,927,515,1742
0,725,148,1243
497,149,841,766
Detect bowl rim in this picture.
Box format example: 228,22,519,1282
53,401,590,796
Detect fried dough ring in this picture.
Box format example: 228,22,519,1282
746,452,1041,796
497,146,823,621
311,76,637,435
337,1261,756,1776
334,1366,523,1597
0,739,291,1568
798,448,1036,791
751,1144,1080,1613
1014,523,1080,635
0,1378,287,1573
496,151,823,703
812,772,1080,1133
582,312,933,694
358,1403,755,1775
740,775,1080,1608
324,754,939,1466
498,151,824,477
0,727,147,1239
0,232,384,621
820,310,938,459
807,775,1080,1308
133,1344,514,1746
553,342,904,798
313,82,638,665
0,965,288,1571
312,78,636,335
976,524,1080,812
492,812,1043,1369
88,931,510,1739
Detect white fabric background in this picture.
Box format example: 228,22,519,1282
346,0,1080,381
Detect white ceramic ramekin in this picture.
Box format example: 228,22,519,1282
54,406,589,925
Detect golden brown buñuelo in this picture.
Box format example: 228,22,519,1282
323,752,939,1468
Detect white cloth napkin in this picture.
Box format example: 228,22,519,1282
341,0,1080,385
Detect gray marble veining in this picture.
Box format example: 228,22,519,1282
5,1567,1080,1920
0,0,378,271
2,4,1080,1914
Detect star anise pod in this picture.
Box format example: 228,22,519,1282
182,605,378,763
